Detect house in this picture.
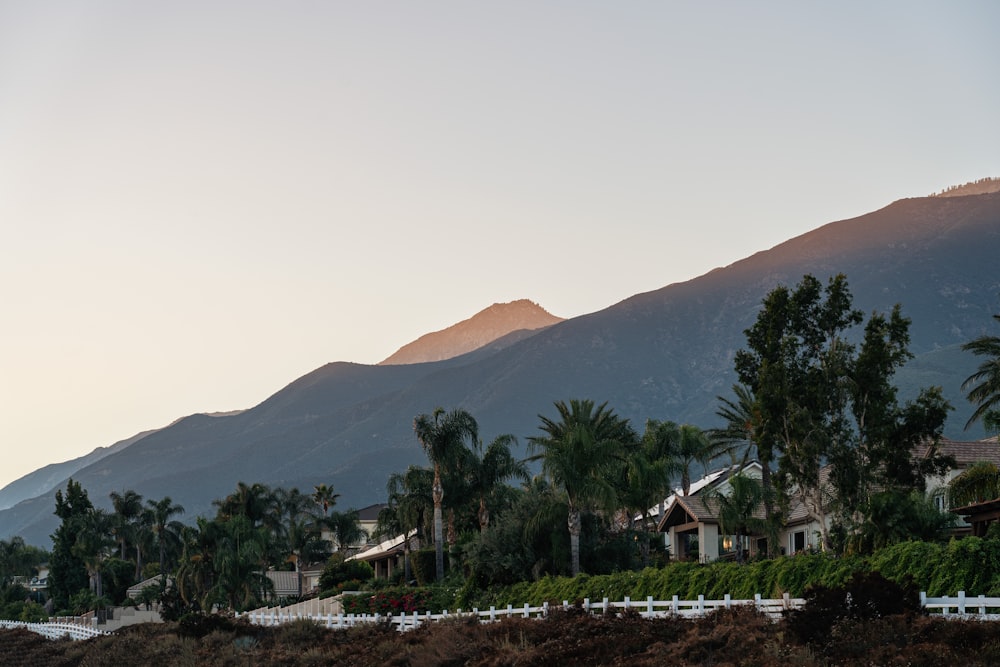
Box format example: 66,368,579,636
924,436,1000,536
657,437,1000,562
347,530,418,580
319,503,387,554
656,462,768,562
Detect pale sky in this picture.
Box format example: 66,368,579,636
1,2,998,490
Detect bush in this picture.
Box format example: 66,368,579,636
342,587,433,615
785,571,921,646
317,555,373,594
411,548,437,586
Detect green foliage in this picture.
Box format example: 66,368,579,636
410,548,437,586
317,555,373,594
0,583,47,622
49,479,94,611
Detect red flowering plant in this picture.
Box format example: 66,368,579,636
342,587,433,615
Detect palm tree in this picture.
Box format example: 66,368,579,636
312,484,340,517
963,314,1000,431
621,425,679,567
711,384,779,555
640,419,681,521
326,509,368,553
413,408,478,581
147,496,185,578
527,399,637,576
675,424,725,496
467,434,528,532
374,466,434,583
71,508,115,599
109,489,144,580
703,473,769,564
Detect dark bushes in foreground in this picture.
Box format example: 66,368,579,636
8,603,1000,666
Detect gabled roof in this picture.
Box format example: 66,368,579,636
655,462,763,532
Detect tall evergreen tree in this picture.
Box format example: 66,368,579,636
49,479,93,610
734,274,951,551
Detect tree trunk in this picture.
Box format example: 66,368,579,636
403,537,412,584
568,506,581,577
478,497,490,533
432,464,445,581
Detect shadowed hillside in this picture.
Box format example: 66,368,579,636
2,190,999,547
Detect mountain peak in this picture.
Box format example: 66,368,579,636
379,299,564,365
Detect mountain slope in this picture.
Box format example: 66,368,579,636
3,190,999,547
0,432,149,511
379,300,563,365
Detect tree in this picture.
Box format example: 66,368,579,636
325,509,367,553
711,385,778,554
466,434,528,532
0,537,47,588
703,473,770,564
734,274,952,551
413,408,478,581
962,314,1000,432
312,484,341,517
527,399,637,576
374,466,434,584
50,479,93,610
109,489,145,581
147,496,185,578
674,424,726,496
71,508,115,599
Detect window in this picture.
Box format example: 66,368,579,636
790,530,805,553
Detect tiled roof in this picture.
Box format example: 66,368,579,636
266,570,301,597
921,437,1000,467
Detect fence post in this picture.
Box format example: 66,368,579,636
523,603,530,619
563,600,569,612
490,606,496,622
584,598,590,614
697,595,705,615
783,592,790,609
543,601,549,618
647,596,654,617
980,595,987,616
754,593,761,611
672,595,679,615
959,591,967,615
625,596,631,610
603,597,609,614
725,593,731,609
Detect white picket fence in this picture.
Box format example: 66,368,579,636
7,591,997,641
0,618,111,641
921,592,1000,619
238,593,806,631
238,591,1000,632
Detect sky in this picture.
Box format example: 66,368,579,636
1,2,998,491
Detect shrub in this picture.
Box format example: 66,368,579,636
342,587,433,615
785,571,921,646
317,555,373,594
411,548,436,586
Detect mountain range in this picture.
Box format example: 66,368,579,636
3,183,999,547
